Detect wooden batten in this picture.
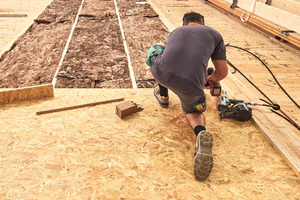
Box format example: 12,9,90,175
0,84,54,105
0,14,28,17
37,97,124,115
222,0,300,33
207,0,300,49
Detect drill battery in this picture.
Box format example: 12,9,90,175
206,67,222,96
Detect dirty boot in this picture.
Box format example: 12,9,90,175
154,85,169,108
193,130,213,181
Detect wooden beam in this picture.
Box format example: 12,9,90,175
206,0,300,49
222,0,300,33
0,84,54,105
36,97,124,115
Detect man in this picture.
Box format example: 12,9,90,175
147,12,228,180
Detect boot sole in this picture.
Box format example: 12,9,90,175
154,88,169,108
193,131,213,181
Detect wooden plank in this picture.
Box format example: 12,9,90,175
146,0,176,31
0,84,54,105
206,0,300,49
36,97,124,115
222,0,300,33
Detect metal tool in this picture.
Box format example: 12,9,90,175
217,93,280,121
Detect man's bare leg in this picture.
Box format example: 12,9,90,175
185,112,213,181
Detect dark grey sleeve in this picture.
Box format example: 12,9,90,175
211,36,226,61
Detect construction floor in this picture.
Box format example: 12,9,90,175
0,89,299,199
0,0,300,199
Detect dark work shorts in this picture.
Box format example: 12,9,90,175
147,45,206,114
170,88,206,113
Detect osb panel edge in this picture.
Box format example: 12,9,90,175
0,84,54,105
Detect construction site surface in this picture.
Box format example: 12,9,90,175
0,0,299,199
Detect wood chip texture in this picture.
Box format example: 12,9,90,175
0,89,298,199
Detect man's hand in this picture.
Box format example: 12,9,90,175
206,74,213,84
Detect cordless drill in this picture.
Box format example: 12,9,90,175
205,67,221,96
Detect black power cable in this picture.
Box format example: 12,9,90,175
226,59,273,104
225,45,300,130
227,59,299,130
226,44,300,109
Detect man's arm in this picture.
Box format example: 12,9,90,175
207,60,228,82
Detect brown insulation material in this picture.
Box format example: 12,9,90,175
0,84,54,105
0,89,299,199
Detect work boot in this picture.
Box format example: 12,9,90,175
154,85,169,108
193,130,213,181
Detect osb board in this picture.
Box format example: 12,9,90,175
0,84,54,105
0,0,53,56
0,89,299,199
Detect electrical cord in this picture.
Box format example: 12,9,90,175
227,59,299,130
226,44,300,109
226,59,274,104
225,46,300,130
